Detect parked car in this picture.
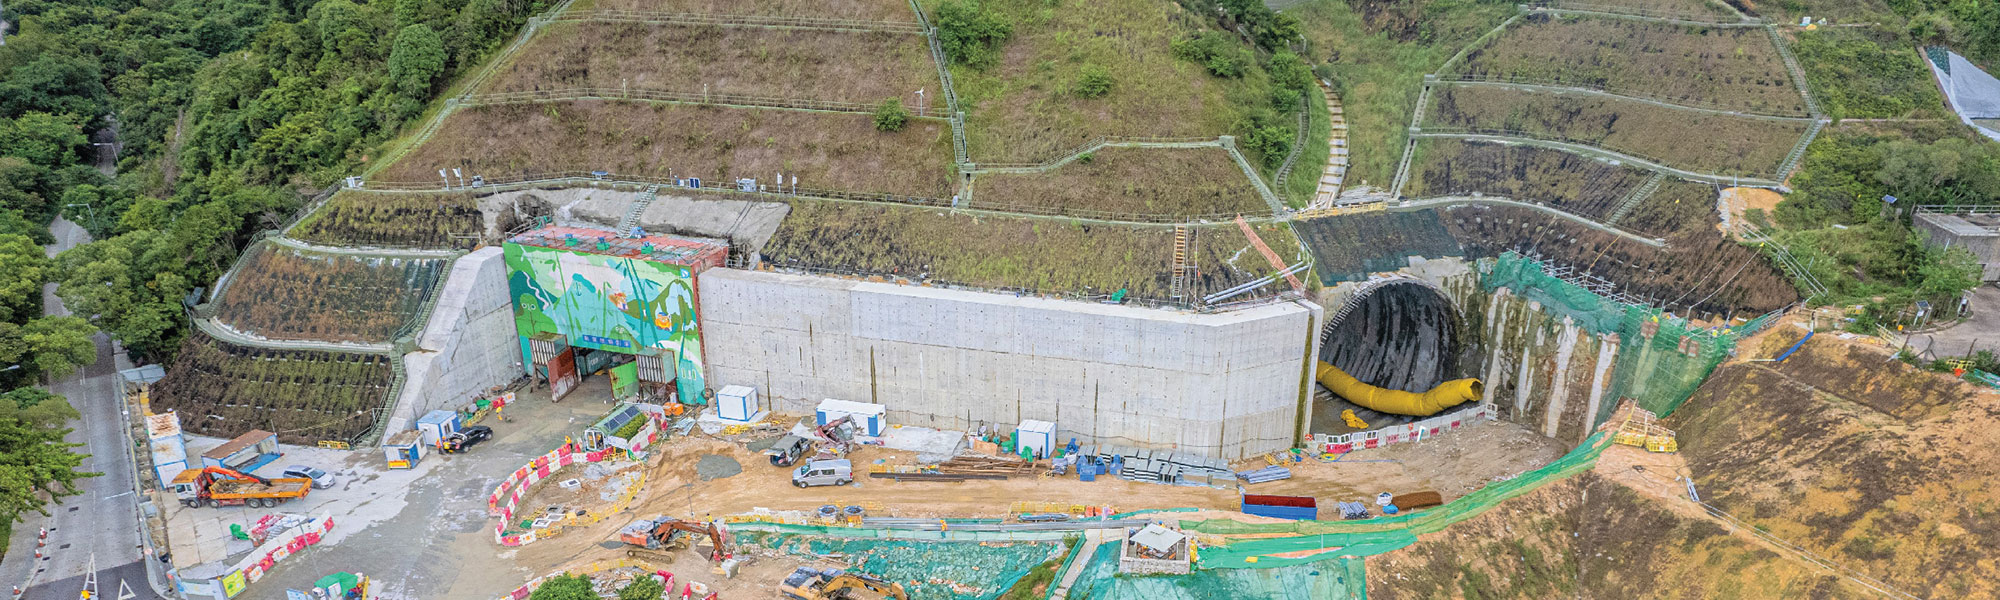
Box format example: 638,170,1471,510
441,426,494,454
791,459,853,488
280,465,336,489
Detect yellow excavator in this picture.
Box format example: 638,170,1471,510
778,567,907,600
1315,361,1481,417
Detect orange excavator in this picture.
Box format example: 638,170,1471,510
618,516,732,562
170,466,313,509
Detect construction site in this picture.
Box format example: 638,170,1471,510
104,0,2000,599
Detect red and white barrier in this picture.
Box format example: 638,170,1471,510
1308,403,1498,454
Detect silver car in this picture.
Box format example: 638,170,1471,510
791,459,853,488
281,465,336,489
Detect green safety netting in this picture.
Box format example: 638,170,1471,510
1181,432,1609,570
1483,252,1778,421
1067,543,1368,600
733,529,1060,600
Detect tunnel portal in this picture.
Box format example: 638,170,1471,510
1319,280,1465,395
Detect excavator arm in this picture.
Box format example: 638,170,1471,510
202,466,273,486
650,519,732,561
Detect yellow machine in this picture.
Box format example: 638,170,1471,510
1314,362,1481,417
1612,410,1678,453
779,568,907,600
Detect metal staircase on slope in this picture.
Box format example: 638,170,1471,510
1774,119,1826,182
1170,225,1197,298
1603,172,1665,226
619,185,660,234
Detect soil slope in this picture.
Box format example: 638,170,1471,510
1670,328,2000,598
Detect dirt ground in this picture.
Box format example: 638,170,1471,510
1720,186,1783,237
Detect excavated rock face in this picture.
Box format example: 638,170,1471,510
1321,281,1464,393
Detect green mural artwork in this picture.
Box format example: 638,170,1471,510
504,243,707,403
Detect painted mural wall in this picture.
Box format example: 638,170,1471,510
503,243,706,402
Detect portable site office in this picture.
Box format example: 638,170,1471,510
815,399,886,436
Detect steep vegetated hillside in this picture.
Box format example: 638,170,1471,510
941,0,1292,165
290,191,486,249
1368,471,1870,599
1618,178,1720,239
973,147,1268,217
213,245,447,344
1451,15,1808,115
1423,84,1810,177
381,100,955,197
152,333,395,444
1293,210,1464,282
1789,26,1944,120
758,200,1299,301
1672,329,2000,598
482,21,943,108
1288,0,1516,187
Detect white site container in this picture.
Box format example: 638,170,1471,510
815,399,886,436
1016,420,1057,459
716,385,759,423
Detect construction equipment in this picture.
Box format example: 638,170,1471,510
778,567,908,600
169,466,312,509
617,516,732,562
1612,409,1678,453
814,416,857,454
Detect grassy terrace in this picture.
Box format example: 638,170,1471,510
973,147,1267,217
1442,204,1796,315
1452,14,1808,115
291,191,485,249
153,333,395,443
1289,0,1516,188
378,100,955,197
944,0,1279,164
1552,0,1737,18
1424,84,1810,177
567,0,919,22
1403,139,1653,220
482,21,942,108
758,200,1298,301
214,244,448,344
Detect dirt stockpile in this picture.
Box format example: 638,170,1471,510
1367,471,1869,599
1670,330,2000,599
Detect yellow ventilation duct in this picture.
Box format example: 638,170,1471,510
1314,361,1481,417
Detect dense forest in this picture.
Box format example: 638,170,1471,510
0,0,541,534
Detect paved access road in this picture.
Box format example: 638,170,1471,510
0,217,168,599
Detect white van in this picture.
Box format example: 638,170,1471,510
791,459,853,488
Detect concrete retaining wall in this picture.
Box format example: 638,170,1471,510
698,269,1318,459
385,247,522,434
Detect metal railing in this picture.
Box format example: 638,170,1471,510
549,9,925,33
972,136,1223,170
1522,1,1759,25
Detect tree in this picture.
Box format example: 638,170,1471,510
936,0,1013,69
0,55,108,120
616,576,664,600
388,24,447,98
0,234,51,324
527,574,596,600
0,388,96,525
1172,32,1251,78
1267,52,1313,95
873,99,910,132
1074,65,1114,98
0,112,89,168
16,317,98,380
